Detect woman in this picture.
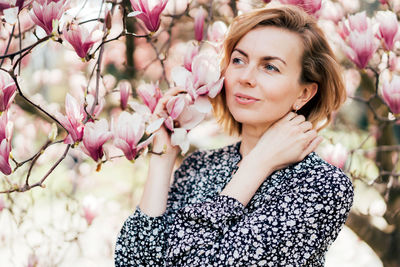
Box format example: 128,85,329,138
115,5,353,266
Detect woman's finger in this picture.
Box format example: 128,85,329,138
153,87,186,117
164,87,186,97
299,121,313,133
301,135,323,159
290,114,306,124
284,112,297,121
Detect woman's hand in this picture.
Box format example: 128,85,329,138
247,112,323,172
139,87,185,217
150,87,185,160
221,112,322,207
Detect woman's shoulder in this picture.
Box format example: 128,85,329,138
293,152,354,201
181,141,240,166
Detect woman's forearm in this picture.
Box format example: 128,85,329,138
139,153,177,217
220,155,274,207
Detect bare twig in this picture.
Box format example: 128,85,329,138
0,145,71,193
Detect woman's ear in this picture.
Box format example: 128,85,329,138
294,83,318,109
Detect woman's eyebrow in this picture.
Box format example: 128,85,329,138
233,48,287,65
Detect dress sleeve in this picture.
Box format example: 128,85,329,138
114,151,203,267
165,166,353,266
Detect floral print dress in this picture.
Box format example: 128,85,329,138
115,142,354,266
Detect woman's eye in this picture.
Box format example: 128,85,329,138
264,63,279,72
232,57,243,64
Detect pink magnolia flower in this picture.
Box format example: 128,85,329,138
194,7,206,42
82,195,99,225
128,0,168,33
320,143,348,169
83,94,105,121
30,0,65,35
376,11,399,51
0,112,12,175
382,75,400,115
207,21,227,44
380,0,388,4
279,0,322,15
164,94,187,130
0,138,11,175
348,11,369,33
118,81,131,110
319,1,344,24
344,68,361,96
55,93,85,145
81,119,112,162
183,43,199,71
113,111,152,161
344,29,378,69
27,254,39,267
0,0,32,13
172,51,224,113
0,71,16,112
62,22,102,59
0,112,13,142
337,20,350,40
136,82,162,113
147,94,205,153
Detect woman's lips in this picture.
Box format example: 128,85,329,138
234,93,259,104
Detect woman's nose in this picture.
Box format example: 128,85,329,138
238,65,256,87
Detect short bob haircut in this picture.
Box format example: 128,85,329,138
211,5,346,136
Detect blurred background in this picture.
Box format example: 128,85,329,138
0,0,399,266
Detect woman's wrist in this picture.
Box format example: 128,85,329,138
221,155,274,206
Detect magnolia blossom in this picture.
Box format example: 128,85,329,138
81,119,112,162
0,112,13,142
320,143,348,169
344,29,378,69
172,51,224,113
147,94,205,153
382,75,400,115
0,0,32,12
128,0,168,33
136,82,162,113
194,7,206,41
344,68,361,96
118,81,131,110
55,93,85,145
347,11,369,33
279,0,322,15
376,11,399,51
0,71,16,112
27,254,39,267
0,112,12,175
63,23,102,59
0,138,11,175
113,111,152,161
318,1,344,24
207,21,227,44
82,195,99,225
30,0,65,35
83,94,105,121
183,43,199,71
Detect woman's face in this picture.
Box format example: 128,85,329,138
224,26,312,130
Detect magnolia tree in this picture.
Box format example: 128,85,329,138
0,0,399,265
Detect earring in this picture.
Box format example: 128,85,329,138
294,105,299,113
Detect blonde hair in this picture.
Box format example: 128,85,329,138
211,5,346,136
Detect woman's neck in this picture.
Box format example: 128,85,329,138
239,123,272,158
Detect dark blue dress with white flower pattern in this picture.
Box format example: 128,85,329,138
115,142,353,266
